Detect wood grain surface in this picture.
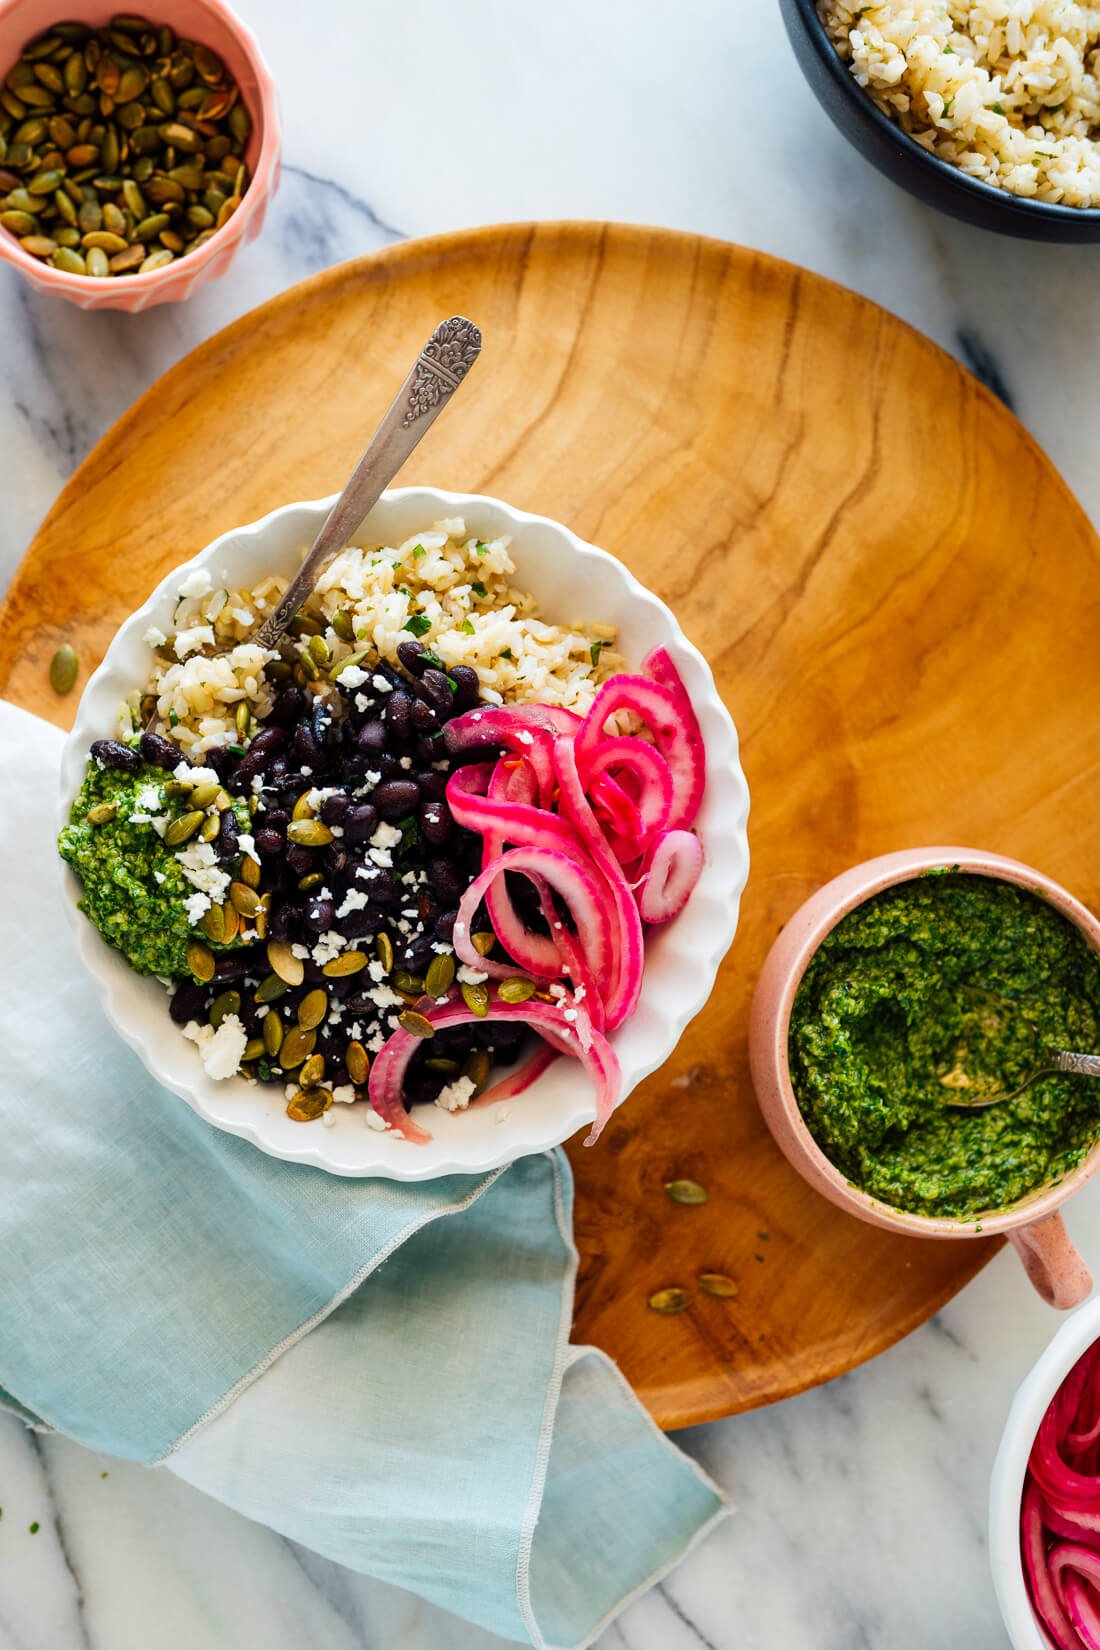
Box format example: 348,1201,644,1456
5,223,1099,1429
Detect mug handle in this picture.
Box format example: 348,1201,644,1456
1007,1213,1092,1309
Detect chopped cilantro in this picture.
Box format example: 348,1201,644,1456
590,640,606,668
404,614,432,637
412,544,426,558
943,41,954,52
993,102,1005,114
462,619,476,635
228,743,246,758
475,541,489,555
391,560,402,571
472,582,487,597
257,1059,272,1083
29,1522,39,1535
421,649,445,669
500,647,513,660
445,675,458,695
168,709,179,727
397,814,419,854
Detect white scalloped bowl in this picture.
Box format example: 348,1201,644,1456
59,488,750,1179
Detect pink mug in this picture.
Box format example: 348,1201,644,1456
749,848,1100,1309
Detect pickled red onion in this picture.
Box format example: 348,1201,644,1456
636,830,704,924
1022,1343,1100,1649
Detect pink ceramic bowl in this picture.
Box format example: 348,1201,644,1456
0,0,280,310
749,848,1100,1309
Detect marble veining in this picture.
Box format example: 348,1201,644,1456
3,0,1099,1645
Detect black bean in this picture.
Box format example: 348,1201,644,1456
226,752,264,793
312,702,332,748
360,868,396,905
213,953,252,980
324,846,348,878
203,747,233,779
269,904,292,941
263,807,291,827
410,697,438,733
356,718,387,755
90,738,142,772
248,727,288,760
269,685,304,727
419,800,452,846
138,730,180,770
448,665,480,710
375,660,404,689
374,778,420,820
303,895,335,932
268,755,290,786
215,807,239,860
286,845,314,876
397,639,432,675
414,769,449,802
384,688,413,740
339,908,377,939
435,908,458,942
169,981,207,1024
320,793,349,827
344,804,379,844
416,668,454,715
371,751,400,778
427,858,466,903
255,826,285,857
293,722,319,766
400,934,435,973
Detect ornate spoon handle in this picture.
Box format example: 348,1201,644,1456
1052,1051,1100,1078
254,316,482,648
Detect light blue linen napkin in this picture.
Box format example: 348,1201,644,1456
0,701,728,1648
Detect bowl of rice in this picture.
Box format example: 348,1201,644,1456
59,486,749,1180
781,0,1100,239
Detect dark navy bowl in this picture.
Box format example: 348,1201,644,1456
779,0,1100,242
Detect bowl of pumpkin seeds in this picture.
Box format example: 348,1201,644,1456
0,0,280,309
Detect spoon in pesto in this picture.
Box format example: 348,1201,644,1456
943,1049,1100,1109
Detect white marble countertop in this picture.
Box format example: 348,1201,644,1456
3,0,1098,1644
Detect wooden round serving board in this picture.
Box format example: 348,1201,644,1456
6,224,1100,1430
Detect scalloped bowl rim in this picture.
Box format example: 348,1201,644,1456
59,487,750,1179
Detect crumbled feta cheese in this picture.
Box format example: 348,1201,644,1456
563,1008,578,1023
371,822,402,851
366,1028,387,1053
232,608,254,627
175,838,230,906
365,1108,388,1130
354,694,371,714
430,941,454,955
398,756,412,770
337,888,369,918
372,674,393,694
496,1106,511,1124
173,624,216,660
367,985,403,1008
183,891,212,924
236,833,260,866
143,625,168,647
337,664,370,689
331,1084,358,1105
436,1075,476,1113
311,931,345,967
175,762,219,785
321,1112,335,1128
153,870,166,885
458,964,488,985
291,943,311,960
177,568,212,598
518,731,534,745
367,959,388,983
183,1014,247,1080
368,847,393,868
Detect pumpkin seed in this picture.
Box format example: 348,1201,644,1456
139,247,173,273
86,801,117,825
291,789,314,822
53,226,81,248
228,880,259,918
497,977,535,1004
241,854,261,890
243,1038,265,1063
220,900,240,944
345,1040,370,1085
81,228,128,251
424,954,456,998
53,186,77,223
187,779,220,809
20,233,57,256
393,971,424,997
209,989,241,1029
664,1179,708,1206
375,933,394,973
121,176,144,216
327,647,368,682
200,903,226,944
307,632,331,666
0,208,36,234
331,608,355,643
464,1048,493,1095
49,643,78,693
254,973,288,1005
398,1010,435,1039
134,210,168,238
298,871,324,895
460,981,490,1018
298,988,328,1031
296,647,319,682
279,1026,316,1070
85,244,108,276
648,1288,690,1315
262,1011,284,1056
698,1272,739,1299
199,813,220,842
299,1053,326,1090
426,1056,462,1080
51,244,85,273
322,951,368,977
266,940,304,986
287,1088,332,1123
101,202,126,233
234,701,250,739
287,818,333,847
471,931,496,957
186,939,215,982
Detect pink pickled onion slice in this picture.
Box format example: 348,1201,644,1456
443,707,557,804
1032,1404,1100,1505
1023,1484,1082,1650
576,670,704,833
531,872,605,1033
506,703,583,735
591,772,645,842
369,998,621,1145
1066,1578,1100,1650
553,737,644,1030
470,1045,560,1107
455,846,613,989
637,829,704,924
447,764,584,856
1042,1499,1100,1542
579,735,674,841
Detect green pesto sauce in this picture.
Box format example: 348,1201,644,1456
58,757,245,978
788,874,1100,1221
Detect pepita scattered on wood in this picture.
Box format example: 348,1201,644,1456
0,17,253,278
698,1273,739,1299
647,1288,690,1315
664,1179,708,1206
49,642,78,694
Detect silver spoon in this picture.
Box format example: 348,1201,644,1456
944,1049,1100,1109
254,315,482,649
